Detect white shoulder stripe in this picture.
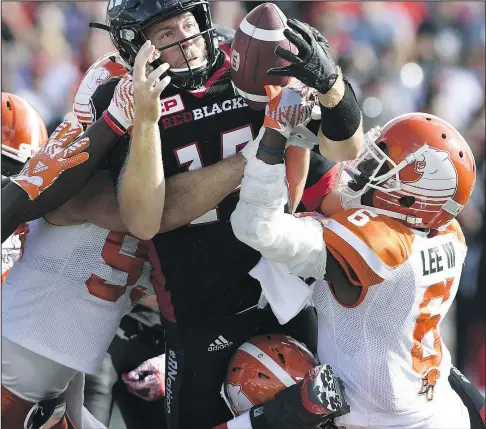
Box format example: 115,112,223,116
239,17,287,42
239,342,296,387
326,219,394,280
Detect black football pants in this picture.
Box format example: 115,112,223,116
449,366,486,429
163,305,318,429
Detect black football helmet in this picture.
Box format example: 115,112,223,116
90,0,219,90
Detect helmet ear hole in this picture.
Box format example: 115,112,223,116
361,189,375,207
6,100,12,110
258,372,270,380
377,141,389,154
399,196,415,208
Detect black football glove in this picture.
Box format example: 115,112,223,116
252,364,350,429
267,19,339,95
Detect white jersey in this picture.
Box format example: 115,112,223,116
2,234,20,279
2,218,154,374
232,157,470,427
313,209,469,427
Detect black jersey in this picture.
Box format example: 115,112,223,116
91,43,337,322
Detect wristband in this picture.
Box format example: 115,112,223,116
258,143,285,157
320,78,361,142
103,110,128,136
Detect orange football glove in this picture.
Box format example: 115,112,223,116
11,120,90,200
263,79,317,138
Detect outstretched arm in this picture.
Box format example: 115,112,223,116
47,153,247,233
231,127,327,280
1,67,143,242
231,84,327,279
116,42,171,239
267,19,364,161
1,118,121,242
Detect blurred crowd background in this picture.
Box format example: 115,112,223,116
2,1,485,392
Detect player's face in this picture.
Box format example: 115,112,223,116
145,12,207,69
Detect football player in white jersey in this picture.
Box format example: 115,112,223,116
1,52,219,429
230,80,478,428
1,53,162,429
1,93,48,284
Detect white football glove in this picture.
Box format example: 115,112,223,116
264,79,317,139
103,74,135,135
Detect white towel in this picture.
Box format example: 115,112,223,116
249,257,313,324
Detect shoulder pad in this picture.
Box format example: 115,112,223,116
324,208,415,288
429,219,466,247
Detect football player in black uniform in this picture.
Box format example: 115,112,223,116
86,1,363,428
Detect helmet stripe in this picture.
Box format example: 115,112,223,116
238,342,296,387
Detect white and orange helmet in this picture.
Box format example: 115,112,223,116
2,92,48,165
71,51,129,128
222,334,318,416
339,113,476,230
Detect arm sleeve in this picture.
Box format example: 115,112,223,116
105,135,130,187
231,157,327,280
90,77,131,186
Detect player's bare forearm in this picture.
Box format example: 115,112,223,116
118,120,165,239
318,69,364,161
160,153,246,232
116,42,171,240
45,155,245,234
1,119,121,240
44,170,126,231
256,128,287,165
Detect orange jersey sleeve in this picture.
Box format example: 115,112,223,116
324,208,415,289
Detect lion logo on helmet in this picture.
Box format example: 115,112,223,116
402,147,458,198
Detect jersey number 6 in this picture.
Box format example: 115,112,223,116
411,277,454,376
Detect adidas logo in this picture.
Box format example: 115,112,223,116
33,162,48,174
208,335,233,352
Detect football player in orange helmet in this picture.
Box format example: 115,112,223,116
231,110,479,428
2,92,48,177
214,334,349,429
222,334,319,416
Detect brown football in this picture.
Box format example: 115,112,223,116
230,3,297,110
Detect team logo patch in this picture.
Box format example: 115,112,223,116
208,335,233,351
160,94,185,117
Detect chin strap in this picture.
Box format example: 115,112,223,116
88,22,112,32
